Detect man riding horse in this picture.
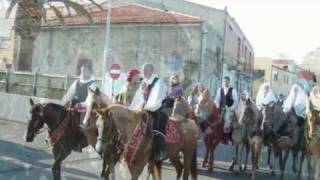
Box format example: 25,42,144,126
129,63,168,162
256,82,277,111
63,61,96,104
283,84,308,128
214,76,238,143
62,60,96,152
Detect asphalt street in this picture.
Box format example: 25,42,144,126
0,119,309,180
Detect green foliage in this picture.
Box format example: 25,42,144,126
5,0,100,24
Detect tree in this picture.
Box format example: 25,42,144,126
5,0,102,71
302,47,320,73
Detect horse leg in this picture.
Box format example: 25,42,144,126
243,142,250,171
202,148,209,168
250,144,256,180
298,151,305,177
190,147,198,180
170,156,183,180
292,149,298,174
267,146,275,175
153,161,162,180
182,148,194,180
280,149,290,179
101,155,107,178
231,144,241,174
208,140,219,171
52,147,69,180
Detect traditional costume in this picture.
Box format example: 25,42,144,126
256,82,277,110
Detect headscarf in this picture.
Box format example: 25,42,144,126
283,84,308,118
256,82,277,109
127,69,140,82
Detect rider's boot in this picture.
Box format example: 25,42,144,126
154,134,166,162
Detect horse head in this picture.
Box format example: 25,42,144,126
83,87,109,127
172,96,190,117
25,98,46,142
261,101,277,129
239,98,256,125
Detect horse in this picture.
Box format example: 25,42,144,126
238,98,263,180
25,98,115,180
194,89,248,174
261,101,301,178
93,101,198,180
306,86,320,180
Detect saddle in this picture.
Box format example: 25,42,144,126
123,111,181,164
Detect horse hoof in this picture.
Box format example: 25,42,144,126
207,167,213,172
271,171,275,176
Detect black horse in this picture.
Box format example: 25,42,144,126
25,98,118,180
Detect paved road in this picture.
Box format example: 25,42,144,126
0,119,309,180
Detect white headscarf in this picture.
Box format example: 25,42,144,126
283,84,308,118
256,82,277,109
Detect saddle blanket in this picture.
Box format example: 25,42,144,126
124,120,180,163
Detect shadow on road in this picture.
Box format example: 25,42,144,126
0,139,100,179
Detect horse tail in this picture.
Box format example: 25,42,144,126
190,146,198,179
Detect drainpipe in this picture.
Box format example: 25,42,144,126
221,7,228,85
198,23,208,83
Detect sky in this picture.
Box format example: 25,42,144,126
1,0,320,63
187,0,320,64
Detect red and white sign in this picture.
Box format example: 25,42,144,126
109,64,121,80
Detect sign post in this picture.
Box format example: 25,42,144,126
101,0,113,89
109,64,121,100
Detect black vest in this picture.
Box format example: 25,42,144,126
220,87,234,108
75,80,95,102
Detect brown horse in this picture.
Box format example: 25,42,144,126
238,98,263,180
261,102,301,178
25,98,115,180
94,102,198,180
194,90,248,174
306,86,320,180
96,105,198,180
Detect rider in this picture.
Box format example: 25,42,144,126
62,60,96,152
256,82,277,110
62,61,96,105
188,83,206,111
214,76,238,134
283,84,308,127
116,69,141,106
129,63,168,162
163,73,184,108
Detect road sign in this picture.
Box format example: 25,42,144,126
109,64,121,80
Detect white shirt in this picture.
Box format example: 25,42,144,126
62,75,96,104
214,87,238,110
129,74,168,112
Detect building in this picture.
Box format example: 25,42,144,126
0,30,14,64
28,0,254,96
32,3,205,95
296,66,317,94
113,0,255,94
253,57,298,97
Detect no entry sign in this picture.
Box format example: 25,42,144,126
109,64,121,80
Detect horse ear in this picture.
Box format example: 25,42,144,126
246,98,252,105
29,98,35,106
39,105,44,116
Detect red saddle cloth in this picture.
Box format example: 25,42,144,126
123,119,180,164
